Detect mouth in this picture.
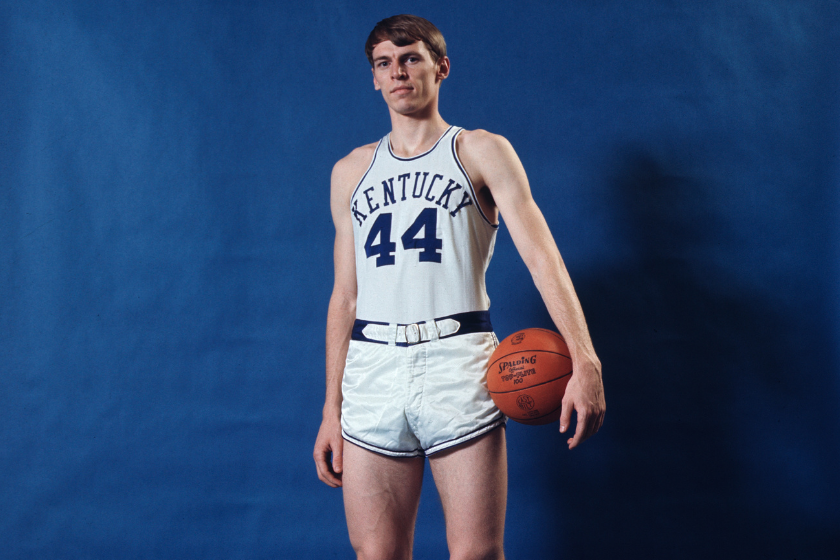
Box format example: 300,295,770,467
391,86,413,94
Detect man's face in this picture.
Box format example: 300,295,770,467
371,40,449,115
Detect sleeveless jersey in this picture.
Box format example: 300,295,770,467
350,126,498,324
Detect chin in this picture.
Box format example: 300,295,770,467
389,102,420,115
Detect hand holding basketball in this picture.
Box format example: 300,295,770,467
487,328,573,425
488,327,605,447
559,350,605,449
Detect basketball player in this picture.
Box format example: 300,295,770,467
314,15,605,559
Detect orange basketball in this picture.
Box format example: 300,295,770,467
487,328,573,425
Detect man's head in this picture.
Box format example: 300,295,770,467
365,15,447,67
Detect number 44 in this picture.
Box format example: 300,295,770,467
364,208,442,267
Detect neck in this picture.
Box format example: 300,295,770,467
387,106,449,158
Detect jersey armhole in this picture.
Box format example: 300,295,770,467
349,139,382,207
451,129,500,229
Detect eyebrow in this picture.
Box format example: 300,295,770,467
373,51,424,64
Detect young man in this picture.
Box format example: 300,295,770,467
314,15,605,559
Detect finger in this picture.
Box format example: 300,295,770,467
314,451,331,485
594,409,605,434
587,407,604,439
567,409,589,449
584,409,599,440
319,459,340,487
559,398,573,434
314,444,341,487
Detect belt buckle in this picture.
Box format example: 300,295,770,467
405,323,421,345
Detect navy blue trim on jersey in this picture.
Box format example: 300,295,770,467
450,128,499,229
349,138,383,204
386,125,454,161
351,310,493,346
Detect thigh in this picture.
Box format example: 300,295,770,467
342,341,422,457
342,441,425,560
418,333,505,455
429,427,507,559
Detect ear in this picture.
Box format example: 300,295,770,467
372,68,381,91
436,56,451,82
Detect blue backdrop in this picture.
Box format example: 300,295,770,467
2,1,838,558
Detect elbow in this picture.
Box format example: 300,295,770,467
525,249,563,291
330,288,357,314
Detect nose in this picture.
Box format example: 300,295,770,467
391,62,407,79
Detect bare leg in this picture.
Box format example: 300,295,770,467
342,441,426,560
429,427,507,560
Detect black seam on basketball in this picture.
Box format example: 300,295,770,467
489,371,572,394
488,349,572,370
531,328,566,341
500,328,566,345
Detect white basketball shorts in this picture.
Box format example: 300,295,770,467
341,311,506,457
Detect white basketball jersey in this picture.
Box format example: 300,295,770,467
350,126,498,324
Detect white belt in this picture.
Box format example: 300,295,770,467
362,318,462,346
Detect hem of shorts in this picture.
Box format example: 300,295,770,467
424,417,508,456
342,417,507,458
342,429,425,458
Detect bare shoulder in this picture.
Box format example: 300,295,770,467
456,129,523,190
332,142,377,192
456,129,516,160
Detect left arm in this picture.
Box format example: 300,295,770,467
458,130,605,449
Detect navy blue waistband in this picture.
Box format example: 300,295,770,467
352,311,493,346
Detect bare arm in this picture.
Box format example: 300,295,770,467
458,130,605,449
313,149,369,486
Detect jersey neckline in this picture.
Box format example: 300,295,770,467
386,125,455,161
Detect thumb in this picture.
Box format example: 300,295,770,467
332,437,344,473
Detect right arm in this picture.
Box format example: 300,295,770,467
313,148,369,487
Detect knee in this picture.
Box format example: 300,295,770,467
352,538,413,560
449,542,505,560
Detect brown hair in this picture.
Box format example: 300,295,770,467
365,15,447,67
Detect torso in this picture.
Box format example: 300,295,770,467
347,126,498,323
